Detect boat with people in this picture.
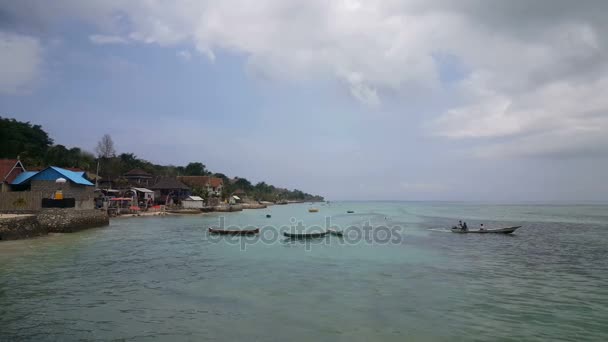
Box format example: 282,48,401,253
283,231,328,239
450,226,522,234
208,228,260,235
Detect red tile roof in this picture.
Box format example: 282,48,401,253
209,177,223,188
0,159,25,184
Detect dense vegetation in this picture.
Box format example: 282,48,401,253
0,117,323,202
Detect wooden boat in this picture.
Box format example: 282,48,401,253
283,231,328,239
308,208,319,213
346,210,354,213
208,228,260,235
327,229,343,237
450,226,521,234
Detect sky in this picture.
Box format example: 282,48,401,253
1,0,608,202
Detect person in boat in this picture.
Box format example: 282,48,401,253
480,223,485,231
462,222,468,231
458,220,463,229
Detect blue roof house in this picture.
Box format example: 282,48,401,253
11,166,95,203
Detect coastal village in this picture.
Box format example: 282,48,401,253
0,117,324,240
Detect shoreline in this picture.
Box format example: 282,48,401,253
0,201,314,241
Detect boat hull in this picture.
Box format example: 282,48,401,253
328,229,343,237
209,228,260,235
451,226,521,234
283,231,328,239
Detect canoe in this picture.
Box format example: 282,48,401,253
283,231,328,239
209,228,260,235
328,229,344,237
450,226,522,234
308,208,319,213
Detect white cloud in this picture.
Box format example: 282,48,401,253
3,0,608,158
0,31,43,94
89,34,129,45
176,50,192,61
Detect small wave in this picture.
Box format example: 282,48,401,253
427,228,451,233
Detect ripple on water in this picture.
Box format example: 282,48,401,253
1,203,608,341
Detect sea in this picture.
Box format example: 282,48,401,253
1,202,607,341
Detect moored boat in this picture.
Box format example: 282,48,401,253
209,228,260,235
450,226,521,234
346,210,354,213
328,229,343,236
283,231,328,239
308,208,319,213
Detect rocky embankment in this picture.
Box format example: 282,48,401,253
0,209,109,241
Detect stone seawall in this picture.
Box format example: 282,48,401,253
37,209,109,233
0,215,46,240
213,205,244,212
242,203,267,209
0,209,109,240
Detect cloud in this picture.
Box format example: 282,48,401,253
0,31,43,94
176,50,192,61
89,34,129,45
3,0,608,158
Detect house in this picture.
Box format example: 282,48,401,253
64,167,102,185
149,178,190,205
230,189,247,204
131,187,155,203
176,176,224,196
182,196,204,209
123,168,153,186
0,159,26,192
11,166,94,196
9,166,95,209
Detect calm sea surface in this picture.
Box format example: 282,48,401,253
1,202,607,341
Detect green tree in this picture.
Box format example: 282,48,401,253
184,162,208,176
0,116,53,165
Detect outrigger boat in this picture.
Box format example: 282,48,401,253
283,231,328,239
209,228,260,235
451,226,521,234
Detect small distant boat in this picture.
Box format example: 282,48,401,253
450,226,522,234
308,208,319,213
283,231,328,239
328,229,343,237
346,210,354,213
266,214,271,218
209,228,260,235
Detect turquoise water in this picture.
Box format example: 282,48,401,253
1,202,607,341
